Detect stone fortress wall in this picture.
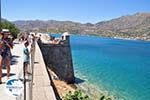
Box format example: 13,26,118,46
37,32,75,84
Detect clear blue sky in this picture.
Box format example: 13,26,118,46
1,0,150,23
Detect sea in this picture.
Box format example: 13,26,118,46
52,34,150,100
70,35,150,100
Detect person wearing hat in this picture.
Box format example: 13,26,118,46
0,32,4,84
0,29,13,83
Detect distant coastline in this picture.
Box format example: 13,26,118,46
70,33,150,42
45,32,150,42
14,12,150,42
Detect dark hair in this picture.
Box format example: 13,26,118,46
24,41,29,46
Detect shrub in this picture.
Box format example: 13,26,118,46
63,90,89,100
1,20,20,38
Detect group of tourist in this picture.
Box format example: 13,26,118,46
0,30,35,84
0,29,13,84
0,31,69,84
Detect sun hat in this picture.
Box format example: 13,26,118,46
2,29,11,35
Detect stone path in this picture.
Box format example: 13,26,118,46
33,42,56,100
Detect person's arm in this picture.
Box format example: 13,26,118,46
3,40,13,49
0,40,3,48
30,46,34,54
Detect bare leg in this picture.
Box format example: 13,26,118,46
6,58,11,79
24,63,28,76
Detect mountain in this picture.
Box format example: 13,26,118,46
13,12,150,40
96,13,150,34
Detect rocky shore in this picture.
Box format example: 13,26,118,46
48,69,76,98
48,68,118,100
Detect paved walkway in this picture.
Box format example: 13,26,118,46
0,41,56,100
33,42,56,100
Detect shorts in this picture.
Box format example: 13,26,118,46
2,51,12,60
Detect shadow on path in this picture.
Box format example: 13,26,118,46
2,73,15,77
34,61,39,64
11,55,20,65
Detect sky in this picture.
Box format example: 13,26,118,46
1,0,150,23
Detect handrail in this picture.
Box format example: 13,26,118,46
29,38,36,100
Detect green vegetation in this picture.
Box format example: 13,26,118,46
63,90,113,100
2,20,20,38
99,95,112,100
63,90,89,100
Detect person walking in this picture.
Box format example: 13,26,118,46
23,41,31,75
0,29,13,83
1,30,13,80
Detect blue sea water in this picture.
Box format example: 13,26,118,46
70,35,150,100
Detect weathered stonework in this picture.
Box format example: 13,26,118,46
38,36,75,84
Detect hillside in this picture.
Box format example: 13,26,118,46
13,12,150,40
